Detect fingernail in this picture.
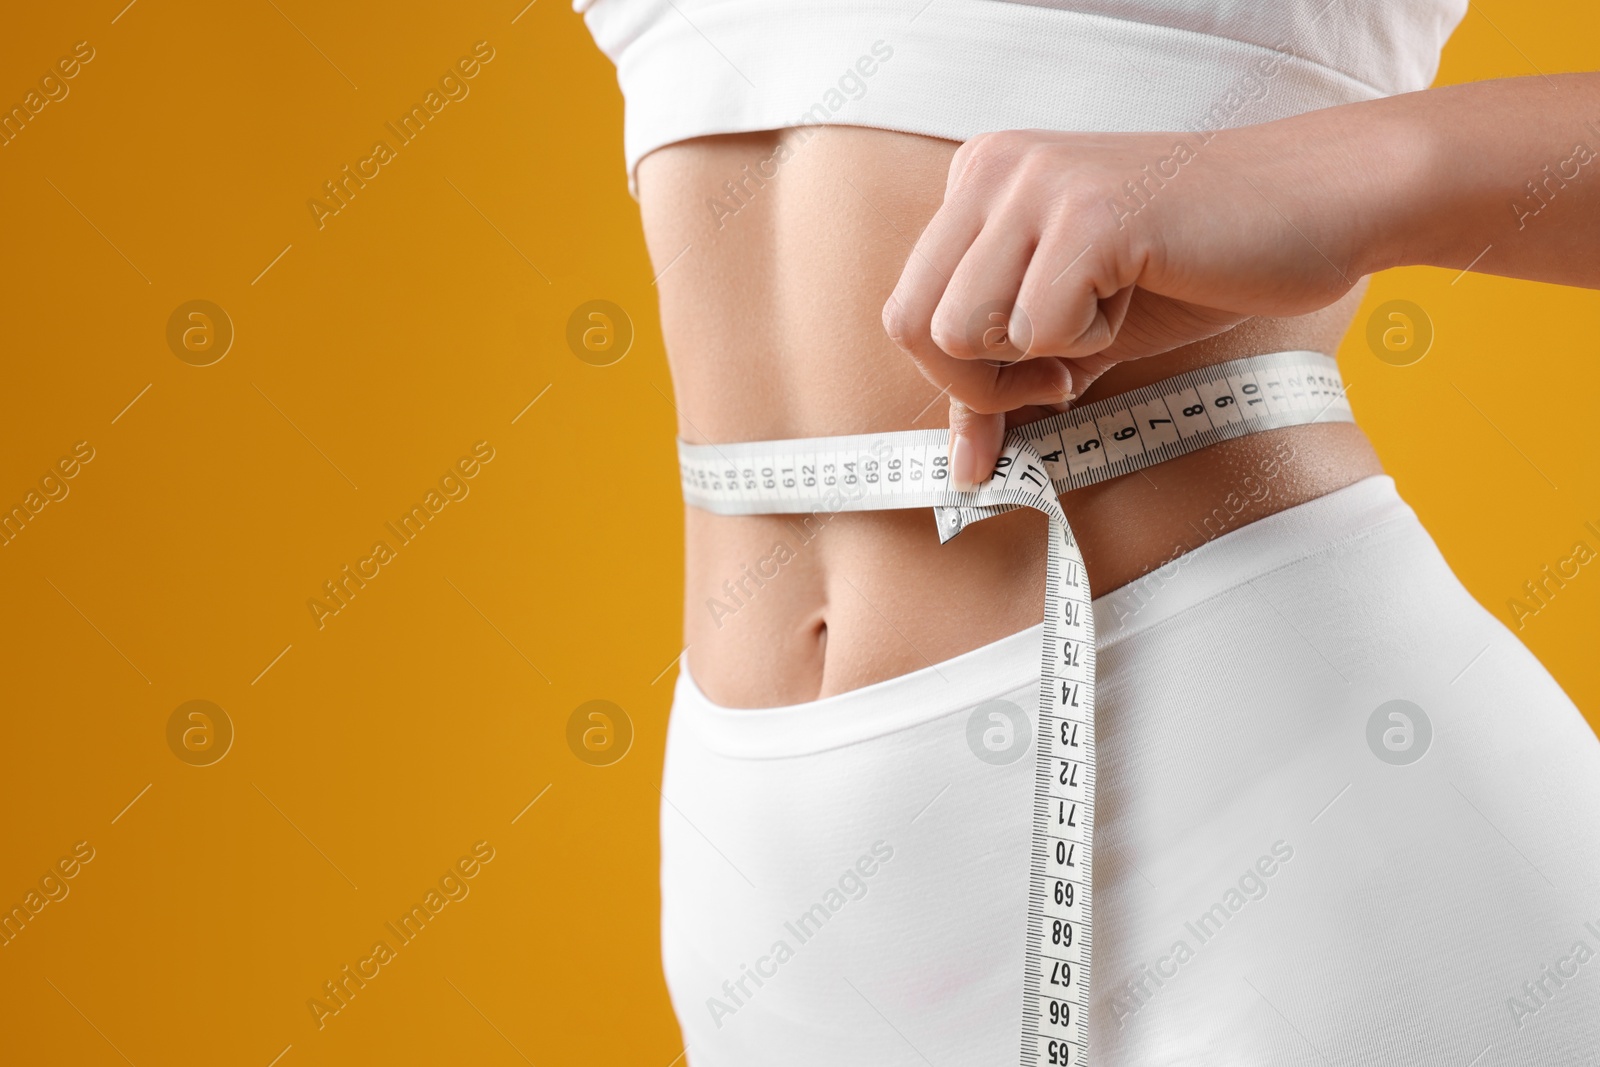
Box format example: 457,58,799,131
950,433,979,492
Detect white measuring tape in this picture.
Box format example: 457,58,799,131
677,350,1352,1065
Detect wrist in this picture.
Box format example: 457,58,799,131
1342,91,1453,277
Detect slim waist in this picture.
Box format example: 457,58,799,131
674,474,1417,759
676,349,1382,710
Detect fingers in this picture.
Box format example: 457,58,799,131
938,359,1074,493
1091,288,1250,363
886,208,1077,414
1013,239,1138,359
905,341,1076,415
948,400,1005,492
883,135,1134,487
893,218,1140,368
882,192,985,364
929,222,1036,360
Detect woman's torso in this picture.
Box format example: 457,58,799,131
638,125,1382,708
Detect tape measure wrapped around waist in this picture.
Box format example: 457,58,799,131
676,350,1353,1066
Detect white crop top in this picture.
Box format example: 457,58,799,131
575,0,1468,197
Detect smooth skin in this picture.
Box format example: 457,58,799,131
883,73,1600,488
639,72,1598,709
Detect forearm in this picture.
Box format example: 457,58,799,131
1345,73,1600,285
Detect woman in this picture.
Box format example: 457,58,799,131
576,1,1600,1063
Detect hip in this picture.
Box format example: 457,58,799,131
658,474,1600,1065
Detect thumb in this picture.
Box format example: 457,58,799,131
948,400,1005,492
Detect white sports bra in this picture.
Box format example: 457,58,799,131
575,0,1467,197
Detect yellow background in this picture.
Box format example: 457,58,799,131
0,2,1594,1064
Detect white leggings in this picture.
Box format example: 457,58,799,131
660,476,1600,1065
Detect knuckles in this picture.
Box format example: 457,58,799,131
952,131,1073,195
953,132,1116,236
950,130,1046,198
1011,291,1099,360
960,129,1036,167
880,298,927,353
928,315,981,360
1012,310,1068,358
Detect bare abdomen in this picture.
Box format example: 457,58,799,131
637,125,1380,708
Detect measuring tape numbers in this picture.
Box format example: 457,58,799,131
676,350,1353,1066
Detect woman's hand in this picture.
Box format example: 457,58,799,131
880,120,1385,489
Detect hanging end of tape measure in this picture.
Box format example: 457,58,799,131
933,506,967,545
